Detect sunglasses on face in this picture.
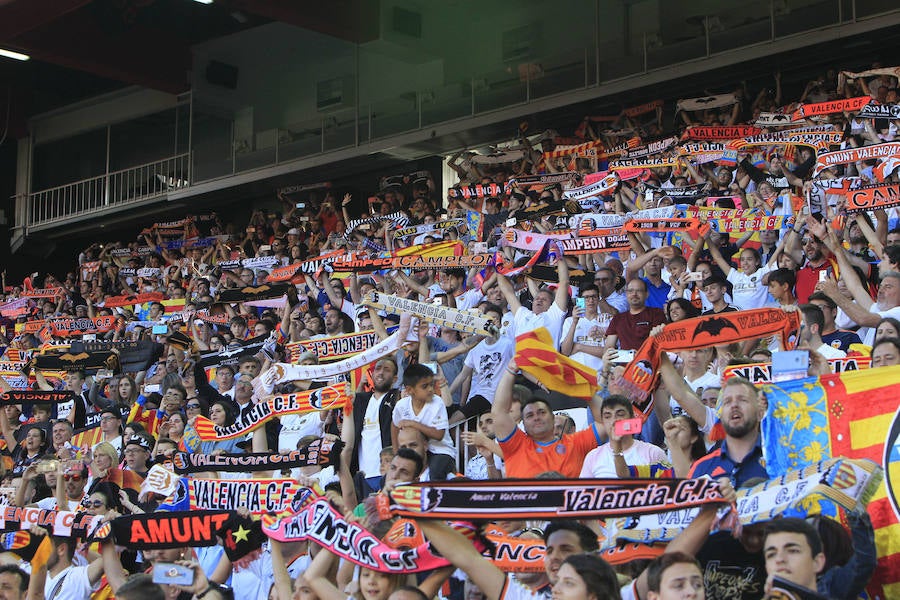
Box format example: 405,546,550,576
186,403,201,410
64,474,82,482
84,500,105,508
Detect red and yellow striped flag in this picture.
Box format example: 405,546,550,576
761,365,900,599
515,328,597,400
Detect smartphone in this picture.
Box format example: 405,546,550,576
144,384,160,394
686,271,704,282
614,418,643,437
152,325,168,335
259,245,271,253
772,349,809,383
423,362,438,374
575,297,586,310
36,460,59,474
612,349,635,363
505,217,517,227
296,203,306,209
152,562,195,586
96,369,113,379
299,216,310,222
818,269,829,283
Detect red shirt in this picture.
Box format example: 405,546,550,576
606,307,666,350
795,259,836,304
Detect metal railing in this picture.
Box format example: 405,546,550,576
28,153,191,229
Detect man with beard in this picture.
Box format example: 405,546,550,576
688,376,766,484
341,357,398,495
688,376,769,600
793,231,836,304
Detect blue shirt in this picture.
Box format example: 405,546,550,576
688,436,768,487
642,277,671,309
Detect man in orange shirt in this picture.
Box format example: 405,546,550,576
492,360,604,478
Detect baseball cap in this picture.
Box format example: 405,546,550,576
125,434,152,452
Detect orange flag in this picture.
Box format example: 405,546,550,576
515,328,597,400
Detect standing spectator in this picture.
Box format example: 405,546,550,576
492,364,603,478
604,279,666,350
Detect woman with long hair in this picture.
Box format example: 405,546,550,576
12,427,48,477
874,317,900,344
117,375,140,406
664,298,700,323
551,553,621,600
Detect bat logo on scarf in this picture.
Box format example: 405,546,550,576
694,97,717,104
59,353,90,362
691,317,739,341
241,286,271,294
307,390,322,409
423,488,443,512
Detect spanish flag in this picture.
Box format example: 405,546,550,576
515,328,597,400
761,365,900,599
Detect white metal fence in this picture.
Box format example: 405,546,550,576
27,153,191,228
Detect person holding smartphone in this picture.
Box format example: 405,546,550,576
579,395,666,478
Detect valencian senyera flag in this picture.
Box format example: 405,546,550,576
760,365,900,599
515,328,597,400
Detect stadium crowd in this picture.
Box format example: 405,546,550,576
0,60,897,600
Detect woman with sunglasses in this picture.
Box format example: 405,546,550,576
83,487,117,517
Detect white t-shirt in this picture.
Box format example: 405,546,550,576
358,392,391,477
579,440,668,478
686,370,721,393
44,565,99,600
514,303,566,349
464,336,514,402
277,412,324,453
727,265,774,311
500,574,552,600
456,287,484,311
560,315,608,372
392,395,456,457
816,343,846,359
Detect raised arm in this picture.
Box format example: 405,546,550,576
496,275,523,314
416,520,505,600
705,235,733,276
657,351,709,430
490,362,519,441
554,258,570,311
